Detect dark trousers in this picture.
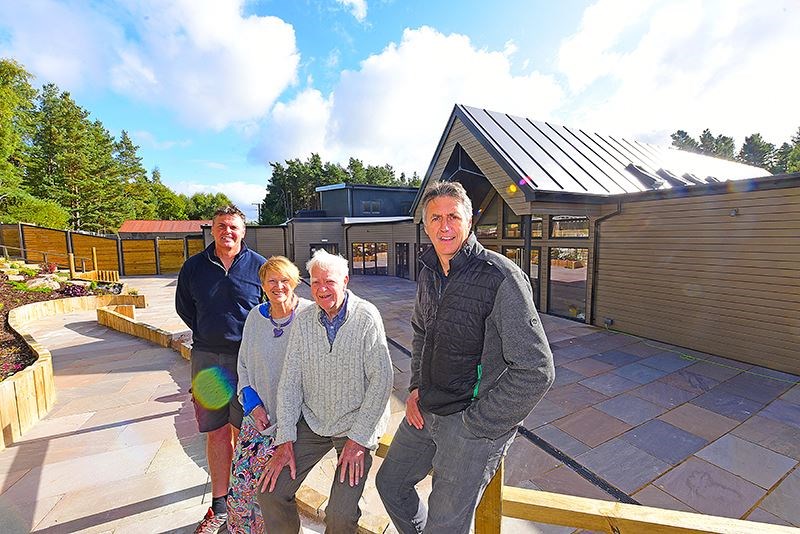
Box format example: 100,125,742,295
256,418,373,534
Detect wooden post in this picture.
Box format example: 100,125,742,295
91,247,98,270
475,460,503,534
2,245,8,259
68,253,76,279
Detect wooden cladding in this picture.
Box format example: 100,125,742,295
121,240,157,275
72,233,119,271
0,224,21,252
21,226,69,266
594,186,800,375
157,239,185,274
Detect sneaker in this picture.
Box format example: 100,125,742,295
194,507,228,534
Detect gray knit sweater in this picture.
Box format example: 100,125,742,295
275,291,393,450
237,298,314,435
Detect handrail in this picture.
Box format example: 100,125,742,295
375,435,795,534
0,244,92,271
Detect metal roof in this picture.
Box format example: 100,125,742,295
118,220,210,233
343,216,413,225
451,104,770,199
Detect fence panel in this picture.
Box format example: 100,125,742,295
20,225,69,266
186,236,205,257
0,224,21,256
71,233,120,271
158,239,185,273
121,240,157,275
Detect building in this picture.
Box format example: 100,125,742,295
118,220,210,239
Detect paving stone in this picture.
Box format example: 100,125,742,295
523,399,570,429
611,362,669,385
591,350,640,367
595,394,667,426
638,352,696,373
695,434,797,489
781,384,800,404
531,465,615,502
620,420,707,465
684,361,743,382
562,357,615,378
715,372,794,405
654,457,765,519
551,366,584,388
660,369,720,395
630,380,697,408
553,407,631,447
531,424,590,457
731,415,800,460
542,383,609,413
504,436,563,486
552,345,601,364
758,399,800,430
690,389,764,421
579,373,638,397
575,439,670,494
618,342,670,358
760,467,800,526
632,484,696,513
657,403,739,442
745,507,795,527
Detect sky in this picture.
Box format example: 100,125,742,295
1,0,798,221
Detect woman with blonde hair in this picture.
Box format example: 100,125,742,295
226,256,312,533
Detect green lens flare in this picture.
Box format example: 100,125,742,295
192,367,233,410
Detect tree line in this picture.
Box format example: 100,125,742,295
670,127,800,174
258,153,421,225
0,58,232,233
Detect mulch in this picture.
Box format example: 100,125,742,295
0,274,64,381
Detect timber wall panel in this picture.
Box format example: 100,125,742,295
247,227,287,259
71,233,120,271
594,186,800,374
121,239,157,275
157,239,185,273
186,236,205,257
0,224,21,253
21,226,69,266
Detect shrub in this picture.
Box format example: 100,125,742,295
60,284,91,297
41,262,58,274
19,267,38,278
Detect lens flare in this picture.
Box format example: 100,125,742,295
192,366,234,410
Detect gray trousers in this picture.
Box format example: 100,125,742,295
256,418,372,534
376,410,515,534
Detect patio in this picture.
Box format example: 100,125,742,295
0,274,798,532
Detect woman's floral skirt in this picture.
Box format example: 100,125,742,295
227,415,276,533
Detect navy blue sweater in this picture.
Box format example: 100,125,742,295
176,242,265,356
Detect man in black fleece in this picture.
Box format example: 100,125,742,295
376,181,555,533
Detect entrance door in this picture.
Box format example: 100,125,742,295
309,243,338,258
395,243,409,279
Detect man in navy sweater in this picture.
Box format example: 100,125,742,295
176,205,266,533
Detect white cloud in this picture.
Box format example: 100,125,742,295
173,181,266,221
558,0,800,146
0,0,300,130
250,26,563,176
336,0,368,22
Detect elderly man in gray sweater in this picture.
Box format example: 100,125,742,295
257,249,393,534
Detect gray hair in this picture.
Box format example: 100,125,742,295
420,181,473,225
306,249,349,280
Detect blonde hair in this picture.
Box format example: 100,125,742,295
259,256,300,288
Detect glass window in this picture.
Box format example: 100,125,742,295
351,241,388,275
362,200,381,215
548,247,588,321
351,243,364,275
377,242,388,275
503,204,521,238
550,215,589,238
531,217,543,238
363,242,377,274
503,246,541,307
475,194,499,240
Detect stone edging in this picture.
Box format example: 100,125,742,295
1,294,146,450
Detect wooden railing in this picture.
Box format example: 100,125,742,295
375,436,794,534
68,249,120,282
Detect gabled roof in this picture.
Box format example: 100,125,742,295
118,220,211,233
415,104,770,210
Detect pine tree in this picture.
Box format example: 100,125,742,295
737,133,775,169
114,130,155,220
0,59,36,189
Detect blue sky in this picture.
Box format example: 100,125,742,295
1,0,798,221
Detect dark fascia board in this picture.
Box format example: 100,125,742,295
291,217,346,223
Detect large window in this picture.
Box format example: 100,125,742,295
475,195,499,239
503,205,543,239
503,246,540,307
362,200,381,215
551,215,589,238
548,247,588,321
351,242,388,275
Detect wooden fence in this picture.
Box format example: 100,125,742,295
0,223,207,275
